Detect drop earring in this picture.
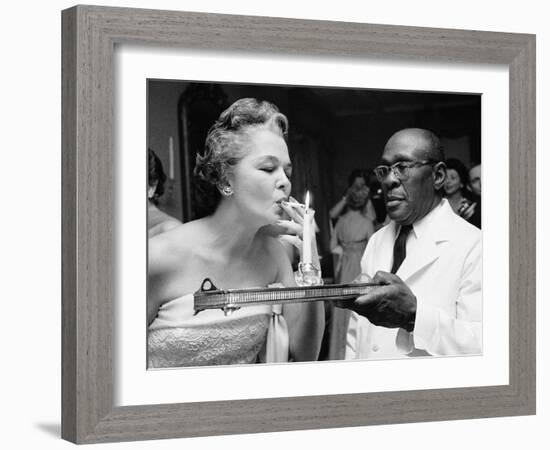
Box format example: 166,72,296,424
221,186,233,196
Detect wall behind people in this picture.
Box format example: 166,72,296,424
147,81,186,221
327,92,481,206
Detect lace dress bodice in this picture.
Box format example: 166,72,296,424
148,294,273,368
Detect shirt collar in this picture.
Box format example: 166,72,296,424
400,198,447,241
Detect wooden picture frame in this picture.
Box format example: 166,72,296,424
61,4,535,444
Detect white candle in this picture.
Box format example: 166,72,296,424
302,191,312,264
168,136,175,179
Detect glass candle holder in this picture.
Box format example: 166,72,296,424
295,262,323,286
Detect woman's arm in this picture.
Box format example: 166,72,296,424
148,218,181,238
271,200,325,361
330,218,342,253
271,240,325,362
329,195,347,220
147,233,181,326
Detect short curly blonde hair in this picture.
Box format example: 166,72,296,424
194,98,288,215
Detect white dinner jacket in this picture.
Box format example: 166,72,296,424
346,199,482,359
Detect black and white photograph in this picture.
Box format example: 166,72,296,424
4,0,543,447
146,80,482,369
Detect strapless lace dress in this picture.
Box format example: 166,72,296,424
148,293,287,368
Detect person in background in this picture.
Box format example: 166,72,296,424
330,174,375,284
444,158,479,227
328,169,380,279
148,148,181,237
329,169,377,226
468,163,481,197
467,163,482,229
321,171,375,360
333,128,481,360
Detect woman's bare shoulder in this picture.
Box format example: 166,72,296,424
259,235,295,285
259,233,286,258
148,220,207,267
148,218,181,238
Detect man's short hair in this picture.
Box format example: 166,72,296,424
418,129,445,162
387,128,445,162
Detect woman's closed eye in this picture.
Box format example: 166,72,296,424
259,165,291,179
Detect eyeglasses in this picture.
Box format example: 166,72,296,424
373,160,437,182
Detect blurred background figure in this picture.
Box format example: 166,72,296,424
329,169,377,227
328,169,375,283
467,163,481,228
148,148,181,237
468,163,481,197
330,170,375,284
321,169,376,361
444,158,479,228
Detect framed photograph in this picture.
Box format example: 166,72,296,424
62,5,535,444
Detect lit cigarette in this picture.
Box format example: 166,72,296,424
287,198,305,209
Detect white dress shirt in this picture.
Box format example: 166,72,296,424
346,199,482,359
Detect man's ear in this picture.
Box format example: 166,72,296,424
432,161,447,191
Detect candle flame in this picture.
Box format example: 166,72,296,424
304,191,310,210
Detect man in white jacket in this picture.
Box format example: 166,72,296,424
339,128,482,359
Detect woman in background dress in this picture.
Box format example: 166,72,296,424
330,178,375,283
147,98,324,368
328,169,377,227
320,171,375,361
444,158,478,225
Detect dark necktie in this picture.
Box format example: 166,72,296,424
391,224,412,274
